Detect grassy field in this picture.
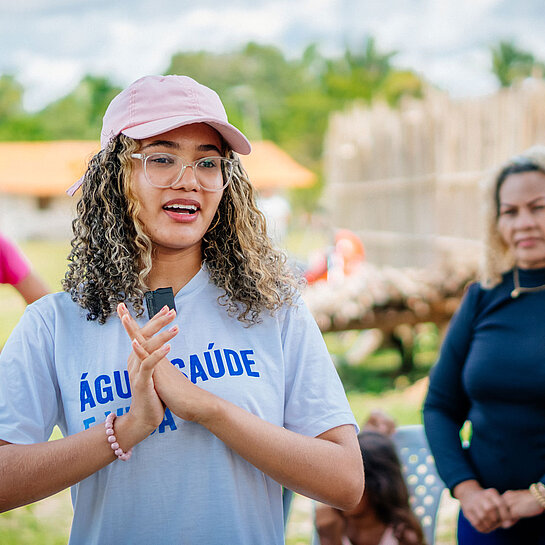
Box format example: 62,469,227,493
0,239,456,544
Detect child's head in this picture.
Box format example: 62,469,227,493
359,430,409,516
359,430,425,545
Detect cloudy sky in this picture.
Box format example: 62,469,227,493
2,0,544,111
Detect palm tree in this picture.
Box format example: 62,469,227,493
491,41,544,87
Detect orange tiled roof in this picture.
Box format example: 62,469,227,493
0,140,315,197
0,141,99,197
240,140,316,189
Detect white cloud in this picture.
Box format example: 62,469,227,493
15,54,84,110
0,0,543,110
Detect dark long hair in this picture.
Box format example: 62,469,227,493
360,431,425,545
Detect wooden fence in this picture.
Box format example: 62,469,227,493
322,80,545,267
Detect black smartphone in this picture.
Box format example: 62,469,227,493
144,287,176,319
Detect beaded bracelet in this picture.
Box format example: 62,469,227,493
105,412,133,461
529,483,545,509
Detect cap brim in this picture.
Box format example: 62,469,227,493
66,175,84,196
121,116,252,155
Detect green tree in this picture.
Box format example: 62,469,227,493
323,38,395,100
166,40,424,211
34,75,121,140
321,38,423,106
166,39,423,165
0,74,24,119
166,43,309,142
0,75,49,141
491,41,545,87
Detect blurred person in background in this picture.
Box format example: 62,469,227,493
305,228,365,284
256,187,291,247
0,232,49,304
316,410,425,545
0,75,363,545
424,146,545,543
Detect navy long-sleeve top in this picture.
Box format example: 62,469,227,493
423,267,545,493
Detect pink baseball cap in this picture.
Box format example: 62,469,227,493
67,75,251,196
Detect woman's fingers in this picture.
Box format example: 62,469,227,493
117,302,130,320
478,490,510,532
117,303,178,376
494,497,512,528
143,325,179,354
140,307,177,338
123,314,178,356
132,339,170,381
461,488,508,533
117,302,177,344
120,313,145,344
117,304,144,343
120,302,176,338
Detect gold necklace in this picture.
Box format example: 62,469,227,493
510,267,545,298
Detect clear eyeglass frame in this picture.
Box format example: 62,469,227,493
131,152,236,192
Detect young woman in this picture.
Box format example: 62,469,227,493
0,75,363,545
424,146,545,544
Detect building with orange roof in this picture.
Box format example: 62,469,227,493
0,141,98,240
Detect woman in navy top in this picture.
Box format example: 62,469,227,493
424,146,545,544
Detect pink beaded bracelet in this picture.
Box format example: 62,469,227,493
105,412,133,461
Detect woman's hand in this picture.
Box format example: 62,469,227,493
117,303,210,423
117,303,178,432
502,489,544,521
454,480,515,532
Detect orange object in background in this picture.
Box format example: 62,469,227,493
334,229,365,276
304,229,365,284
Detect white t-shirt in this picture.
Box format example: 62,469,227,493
0,267,356,545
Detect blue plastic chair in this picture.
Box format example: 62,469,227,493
391,424,446,545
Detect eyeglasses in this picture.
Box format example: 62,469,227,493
131,152,235,191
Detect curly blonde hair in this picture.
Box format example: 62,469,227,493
481,145,545,287
63,134,300,324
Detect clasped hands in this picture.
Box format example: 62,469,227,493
116,302,212,433
457,482,545,533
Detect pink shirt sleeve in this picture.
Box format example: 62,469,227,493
0,234,31,285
